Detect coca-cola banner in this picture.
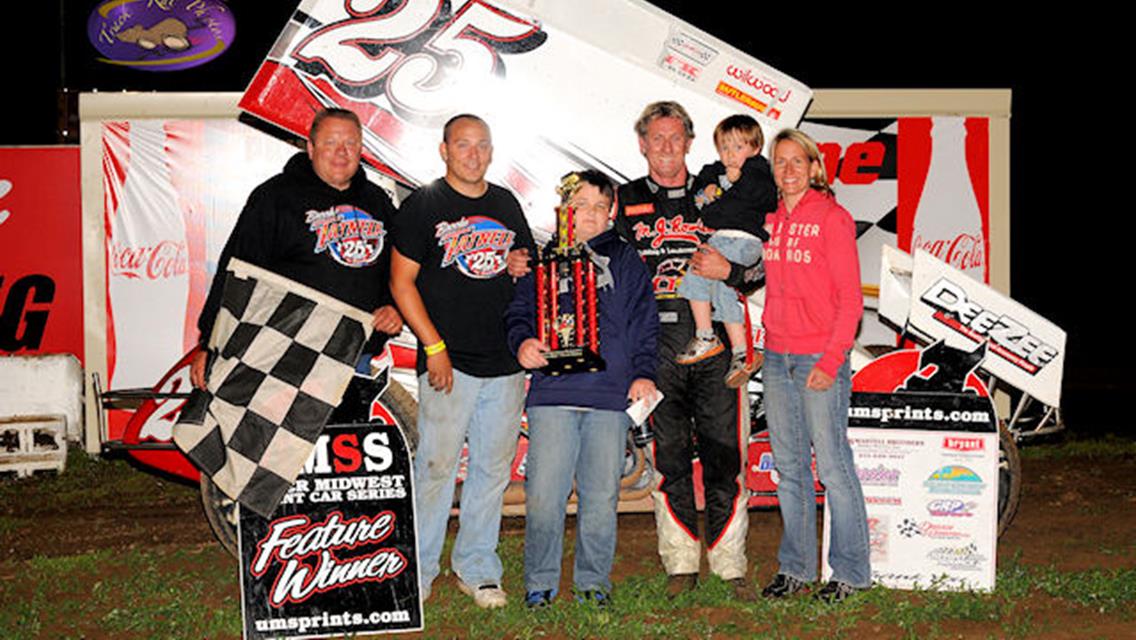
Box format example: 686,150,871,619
238,0,812,234
239,422,422,638
0,147,83,360
102,119,297,390
908,250,1065,408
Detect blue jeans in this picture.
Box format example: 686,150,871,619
763,351,870,587
677,232,763,324
413,369,525,595
523,406,628,593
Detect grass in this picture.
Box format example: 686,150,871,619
2,440,1133,638
0,547,238,640
0,447,198,515
1019,432,1136,459
4,548,1133,639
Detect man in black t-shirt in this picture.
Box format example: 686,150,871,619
390,114,534,609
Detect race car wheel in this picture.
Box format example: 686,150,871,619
997,421,1022,537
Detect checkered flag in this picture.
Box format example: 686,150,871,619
173,259,373,518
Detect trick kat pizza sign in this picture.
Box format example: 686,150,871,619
239,422,421,638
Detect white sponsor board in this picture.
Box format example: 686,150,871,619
823,426,998,592
909,250,1066,408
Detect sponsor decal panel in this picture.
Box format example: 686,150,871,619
832,344,998,591
927,543,987,572
857,464,901,487
907,251,1066,409
898,518,968,540
921,278,1059,375
926,498,977,518
924,465,986,495
716,64,794,119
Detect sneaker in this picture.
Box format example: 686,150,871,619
525,588,557,609
724,352,762,388
665,573,698,599
458,580,508,609
574,588,611,607
728,577,757,602
761,573,808,599
813,580,860,603
676,336,724,365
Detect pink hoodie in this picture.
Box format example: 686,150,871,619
762,189,862,377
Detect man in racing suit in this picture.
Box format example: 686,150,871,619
614,101,761,600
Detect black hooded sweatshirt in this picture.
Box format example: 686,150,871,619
196,152,397,352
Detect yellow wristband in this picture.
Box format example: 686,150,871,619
424,340,447,356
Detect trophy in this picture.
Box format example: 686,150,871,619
534,174,605,376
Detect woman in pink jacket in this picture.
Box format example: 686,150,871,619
759,128,869,603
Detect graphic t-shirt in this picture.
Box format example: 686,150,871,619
197,153,396,352
394,179,534,377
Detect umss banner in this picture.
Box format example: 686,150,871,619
239,0,811,232
239,422,422,638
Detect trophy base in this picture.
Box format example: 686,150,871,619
541,347,606,376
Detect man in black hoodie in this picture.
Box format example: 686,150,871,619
190,108,403,389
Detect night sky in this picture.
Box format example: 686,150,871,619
2,2,1121,431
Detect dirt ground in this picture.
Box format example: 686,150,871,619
2,452,1134,638
5,455,1134,571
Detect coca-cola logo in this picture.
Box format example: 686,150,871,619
912,232,985,273
111,240,188,280
724,65,792,103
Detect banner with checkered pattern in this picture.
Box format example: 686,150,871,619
173,259,373,517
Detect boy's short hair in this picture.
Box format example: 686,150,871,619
714,114,763,151
564,169,615,204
